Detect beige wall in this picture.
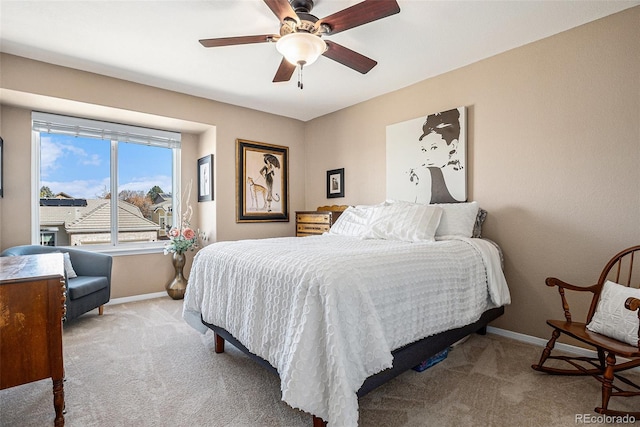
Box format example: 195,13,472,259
304,7,640,340
0,55,305,298
1,7,638,340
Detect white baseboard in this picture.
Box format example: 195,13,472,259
107,291,168,306
487,326,596,358
488,325,640,372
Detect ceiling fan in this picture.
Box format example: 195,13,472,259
199,0,401,88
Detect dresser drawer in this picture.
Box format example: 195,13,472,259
296,213,331,224
295,210,343,237
297,223,330,234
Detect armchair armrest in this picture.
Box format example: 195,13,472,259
545,277,599,323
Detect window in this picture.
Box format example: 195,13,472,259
32,112,181,251
40,230,57,246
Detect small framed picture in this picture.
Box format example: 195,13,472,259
326,168,344,199
198,154,214,202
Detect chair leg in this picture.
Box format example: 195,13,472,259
532,329,560,370
596,348,606,370
98,305,104,316
596,352,616,415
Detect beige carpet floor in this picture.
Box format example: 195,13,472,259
1,297,638,426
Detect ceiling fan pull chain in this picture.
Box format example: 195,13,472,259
298,62,304,90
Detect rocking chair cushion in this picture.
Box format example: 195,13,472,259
586,280,640,347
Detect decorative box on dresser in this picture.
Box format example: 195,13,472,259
295,206,346,237
0,253,66,426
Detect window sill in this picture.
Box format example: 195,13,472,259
102,245,167,257
53,243,167,257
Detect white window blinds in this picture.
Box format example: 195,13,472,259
32,111,181,148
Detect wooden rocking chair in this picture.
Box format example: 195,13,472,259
532,245,640,417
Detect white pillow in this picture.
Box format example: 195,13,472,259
63,252,78,279
385,200,479,238
433,201,479,238
368,203,443,242
328,205,378,238
586,280,640,347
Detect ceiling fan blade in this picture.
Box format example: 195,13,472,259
316,0,400,35
323,40,377,74
263,0,299,24
199,35,276,48
273,58,296,82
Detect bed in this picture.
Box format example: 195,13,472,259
183,201,510,426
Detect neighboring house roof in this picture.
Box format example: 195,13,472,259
54,192,75,199
153,193,172,204
40,199,160,233
152,199,172,213
41,197,87,207
40,199,102,226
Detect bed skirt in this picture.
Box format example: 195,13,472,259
201,305,504,423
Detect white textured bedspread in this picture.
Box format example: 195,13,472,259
183,235,510,426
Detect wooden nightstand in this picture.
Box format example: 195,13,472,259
296,211,342,237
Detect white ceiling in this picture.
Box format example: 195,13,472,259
1,1,638,122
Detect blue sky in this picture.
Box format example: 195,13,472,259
40,134,172,199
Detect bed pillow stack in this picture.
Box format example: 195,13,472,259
329,200,480,242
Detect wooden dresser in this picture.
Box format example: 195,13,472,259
0,253,66,426
295,210,343,237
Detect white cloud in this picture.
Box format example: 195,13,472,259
40,136,64,177
40,137,102,177
82,153,102,166
119,175,172,195
42,178,110,199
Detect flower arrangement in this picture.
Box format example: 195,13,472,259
163,180,205,255
164,225,200,255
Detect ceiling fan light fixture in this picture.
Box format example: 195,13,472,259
276,32,326,67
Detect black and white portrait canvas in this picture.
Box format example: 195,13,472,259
386,107,467,204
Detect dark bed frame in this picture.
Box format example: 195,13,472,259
202,305,504,426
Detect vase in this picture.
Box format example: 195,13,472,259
166,252,187,300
